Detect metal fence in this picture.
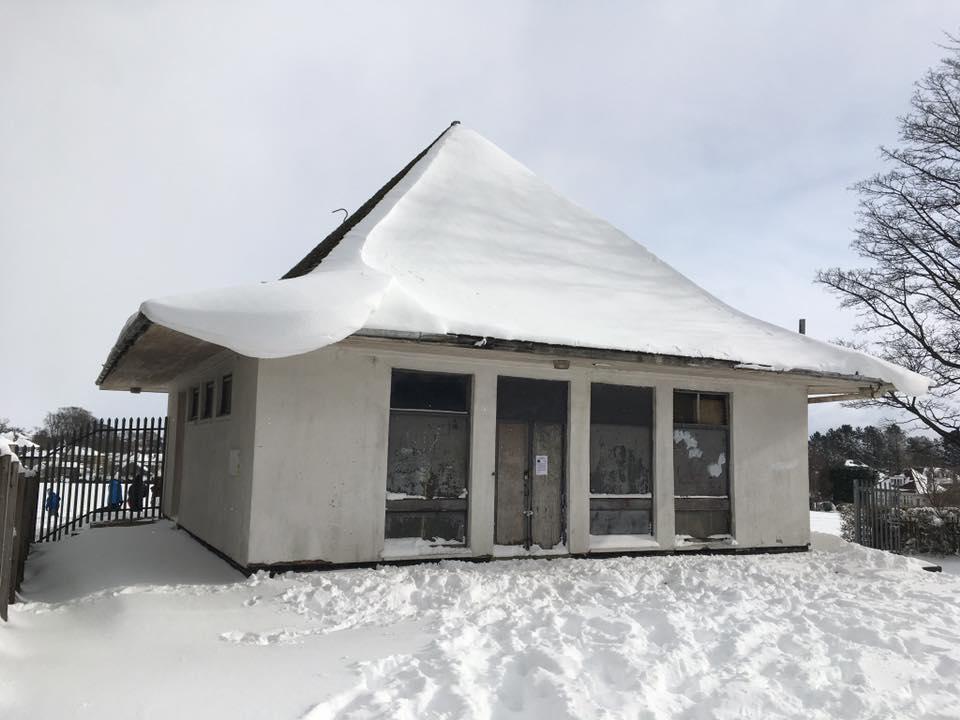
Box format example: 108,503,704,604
16,417,167,543
852,478,903,553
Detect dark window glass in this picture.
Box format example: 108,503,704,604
202,381,215,419
674,390,730,538
390,371,469,412
496,376,567,422
673,392,699,424
385,370,471,543
589,384,654,536
188,387,199,420
218,374,233,416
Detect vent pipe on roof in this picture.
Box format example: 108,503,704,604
798,318,806,335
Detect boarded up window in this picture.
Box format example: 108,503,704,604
385,370,470,543
674,391,730,538
589,384,654,535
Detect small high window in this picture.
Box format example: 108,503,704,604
674,390,730,539
202,381,215,419
188,387,200,421
218,374,233,417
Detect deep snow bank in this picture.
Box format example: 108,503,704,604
138,125,928,395
3,521,959,719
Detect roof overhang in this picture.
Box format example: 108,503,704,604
97,318,893,402
97,315,224,392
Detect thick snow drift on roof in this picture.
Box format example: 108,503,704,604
140,125,928,395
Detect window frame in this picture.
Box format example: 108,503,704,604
218,374,233,417
672,389,732,540
588,382,656,537
384,368,473,546
201,380,215,420
188,386,200,421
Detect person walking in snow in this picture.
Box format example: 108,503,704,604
108,477,123,510
44,488,60,517
128,474,145,513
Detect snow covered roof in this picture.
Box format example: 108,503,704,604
99,123,929,395
1,431,38,448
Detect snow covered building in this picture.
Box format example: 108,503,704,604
96,123,928,570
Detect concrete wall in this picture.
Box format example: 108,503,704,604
243,338,811,565
163,351,258,566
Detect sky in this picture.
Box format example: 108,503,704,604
1,1,959,434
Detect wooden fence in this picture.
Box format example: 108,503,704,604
0,453,40,622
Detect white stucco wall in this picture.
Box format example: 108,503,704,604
164,352,258,565
241,339,811,566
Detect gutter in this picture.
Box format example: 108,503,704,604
352,328,891,393
96,313,153,387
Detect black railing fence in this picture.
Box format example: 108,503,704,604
16,417,167,542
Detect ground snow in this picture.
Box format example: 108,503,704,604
3,520,960,719
134,126,926,395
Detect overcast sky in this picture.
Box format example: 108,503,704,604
2,1,959,433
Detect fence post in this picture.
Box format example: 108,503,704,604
8,465,26,605
853,478,862,545
16,471,35,589
0,456,16,621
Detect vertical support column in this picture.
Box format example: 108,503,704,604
566,370,590,554
653,382,675,548
468,368,497,556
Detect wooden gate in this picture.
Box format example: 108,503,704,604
16,417,167,543
852,478,902,553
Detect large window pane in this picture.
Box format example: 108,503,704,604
386,413,468,498
674,390,730,538
385,370,470,543
589,384,654,536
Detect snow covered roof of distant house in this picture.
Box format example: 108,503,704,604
1,431,38,449
97,123,929,396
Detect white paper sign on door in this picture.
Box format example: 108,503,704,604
535,455,548,476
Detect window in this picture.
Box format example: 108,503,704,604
188,387,200,421
590,384,654,535
201,381,215,419
673,391,730,539
385,370,471,543
218,374,233,416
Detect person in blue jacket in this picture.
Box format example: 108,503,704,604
44,489,60,517
108,477,123,510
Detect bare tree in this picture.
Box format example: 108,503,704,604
818,41,960,452
34,406,97,446
0,417,26,436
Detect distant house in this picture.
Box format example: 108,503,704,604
96,123,928,571
893,468,959,507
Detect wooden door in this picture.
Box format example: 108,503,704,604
495,421,528,545
531,421,563,548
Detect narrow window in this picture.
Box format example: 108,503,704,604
589,384,654,536
218,374,233,416
202,381,215,419
384,370,471,545
674,390,730,540
188,387,200,421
